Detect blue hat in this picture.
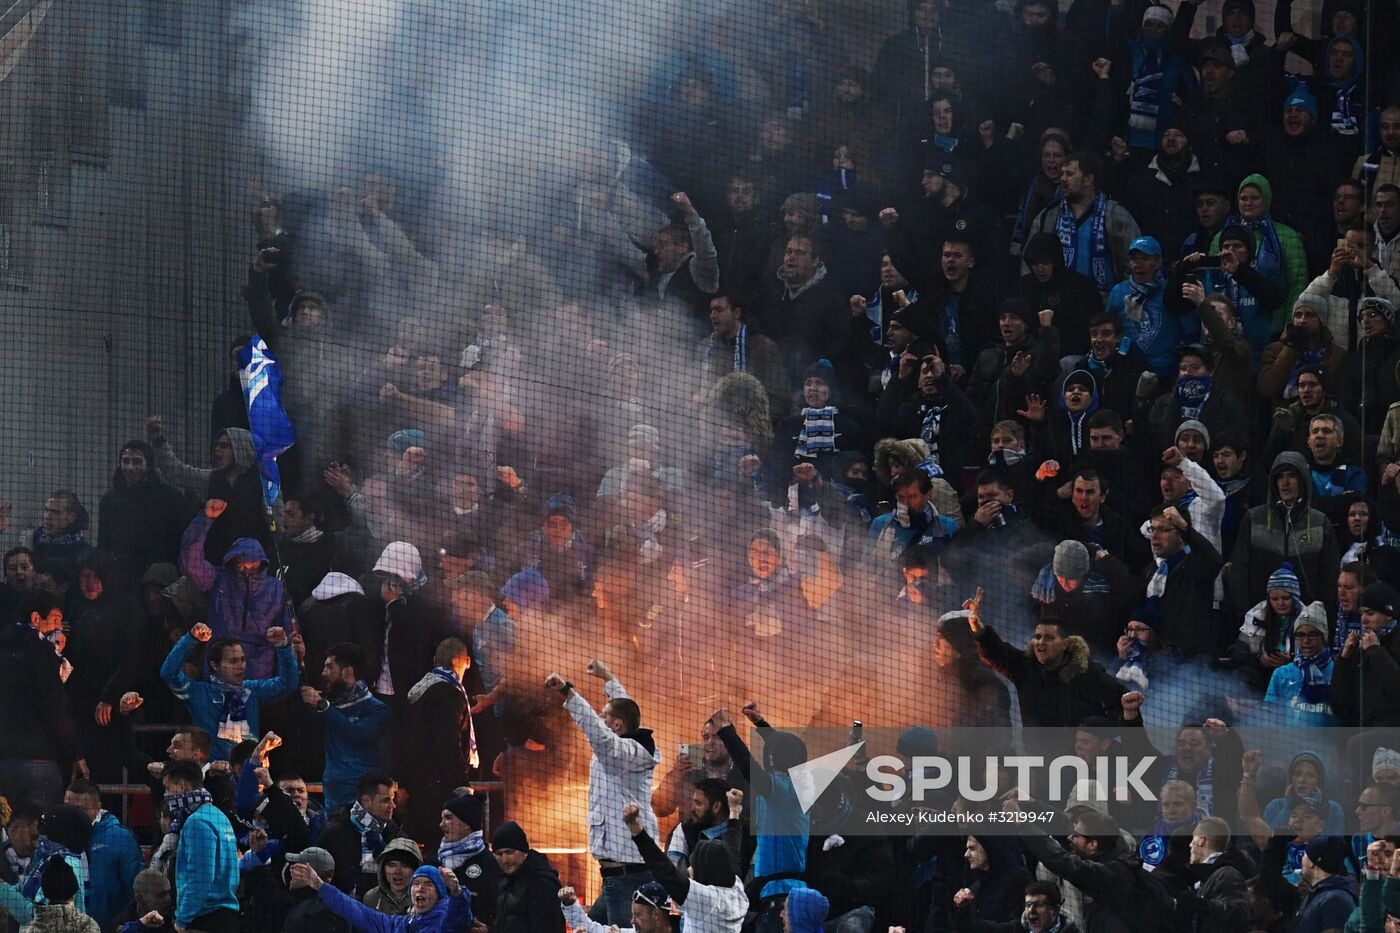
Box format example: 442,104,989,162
1284,83,1318,120
411,865,448,900
501,569,550,613
896,726,939,758
1128,236,1163,257
544,492,577,526
387,429,426,455
1266,562,1303,599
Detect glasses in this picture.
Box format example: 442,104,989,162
1335,193,1362,202
1125,625,1153,636
1357,802,1390,809
1295,631,1323,640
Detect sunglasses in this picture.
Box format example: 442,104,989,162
633,888,668,910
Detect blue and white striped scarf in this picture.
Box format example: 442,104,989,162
1031,564,1113,603
795,407,838,458
920,404,947,465
438,831,486,871
703,326,748,377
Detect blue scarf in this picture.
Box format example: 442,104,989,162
19,838,78,900
1245,217,1284,284
1295,648,1333,706
1176,376,1213,420
1284,347,1325,400
1086,337,1132,378
350,801,388,866
1056,192,1111,291
332,679,373,710
1164,754,1215,815
1031,565,1113,604
438,831,486,870
1011,178,1060,256
1128,39,1168,148
208,674,251,734
1332,83,1360,136
795,407,839,458
164,788,213,835
1333,610,1363,652
920,403,947,465
704,326,748,377
1379,620,1399,640
1139,813,1200,866
1147,546,1190,601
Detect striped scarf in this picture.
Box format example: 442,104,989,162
920,403,947,465
1031,565,1113,603
19,838,79,900
795,407,839,458
703,326,748,378
1295,647,1333,706
1164,754,1214,815
1056,193,1112,291
438,831,486,871
1333,609,1363,652
350,801,388,874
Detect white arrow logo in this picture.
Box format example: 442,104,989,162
789,742,865,813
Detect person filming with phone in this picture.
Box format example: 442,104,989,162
1175,225,1286,357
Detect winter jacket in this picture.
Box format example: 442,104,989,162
401,672,474,844
563,678,660,862
1296,874,1358,933
315,684,390,810
1020,832,1145,933
877,376,980,481
1264,396,1365,467
1265,655,1341,726
1146,389,1251,479
179,514,294,680
971,625,1127,727
174,804,240,927
1332,624,1400,727
1229,452,1341,619
86,811,145,931
492,850,565,933
1018,263,1104,359
19,905,98,933
871,438,964,522
1143,522,1227,658
299,579,383,686
316,879,474,933
1174,850,1254,933
97,461,189,582
152,428,270,563
1108,274,1184,378
160,632,299,760
0,623,76,762
362,837,423,917
1258,326,1351,411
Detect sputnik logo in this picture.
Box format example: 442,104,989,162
789,742,865,813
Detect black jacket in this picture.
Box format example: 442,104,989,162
1142,525,1227,658
1020,832,1146,933
1332,625,1400,727
0,623,77,762
1018,268,1104,360
971,625,1127,728
492,850,565,933
97,469,190,583
444,849,501,926
283,887,348,933
316,809,405,897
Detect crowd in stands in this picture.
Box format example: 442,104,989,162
4,0,1400,929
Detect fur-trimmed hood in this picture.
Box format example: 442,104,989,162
1023,633,1093,680
873,437,932,486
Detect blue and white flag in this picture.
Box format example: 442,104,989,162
238,336,296,508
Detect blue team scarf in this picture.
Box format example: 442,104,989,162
1333,610,1363,652
1176,376,1213,420
332,679,373,709
920,403,947,464
1164,754,1215,815
1031,565,1113,603
19,839,78,900
438,831,486,870
208,674,251,726
795,407,839,458
164,788,213,835
704,326,748,376
1245,217,1284,283
1295,647,1333,706
1128,40,1167,147
1056,192,1111,291
1332,83,1361,136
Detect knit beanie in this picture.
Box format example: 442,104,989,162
490,821,530,852
443,794,484,831
1293,601,1329,641
897,726,939,758
411,865,449,899
500,570,550,613
1053,541,1091,581
1266,563,1303,600
1175,419,1211,449
1304,836,1352,876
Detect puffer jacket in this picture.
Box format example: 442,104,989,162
872,437,963,525
971,625,1127,728
19,904,99,933
492,850,564,933
97,449,190,582
179,513,294,680
1229,451,1340,618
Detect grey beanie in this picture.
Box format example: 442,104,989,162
1053,540,1091,580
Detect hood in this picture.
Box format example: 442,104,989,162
874,437,932,486
311,572,364,601
1268,451,1313,512
972,832,1026,875
1331,491,1379,542
1288,749,1330,794
1023,633,1093,681
690,838,737,887
1057,369,1102,417
1327,35,1364,87
1238,173,1273,214
517,849,561,884
221,428,257,475
786,887,831,932
221,537,270,571
75,550,120,592
140,562,181,589
162,575,209,628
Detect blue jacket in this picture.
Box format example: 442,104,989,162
317,686,391,809
161,632,299,760
317,878,473,933
1310,463,1368,499
88,811,145,929
180,514,293,680
174,804,240,926
1109,275,1180,378
869,506,958,560
1264,659,1341,727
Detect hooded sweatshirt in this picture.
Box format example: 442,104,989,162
179,513,295,680
1209,175,1308,333
362,837,423,916
1261,750,1347,832
785,887,831,933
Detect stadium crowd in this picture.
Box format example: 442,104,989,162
4,0,1400,929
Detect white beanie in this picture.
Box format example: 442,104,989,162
1143,5,1174,26
374,542,425,585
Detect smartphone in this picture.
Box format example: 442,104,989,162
1337,237,1354,254
1195,255,1224,269
681,743,703,762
